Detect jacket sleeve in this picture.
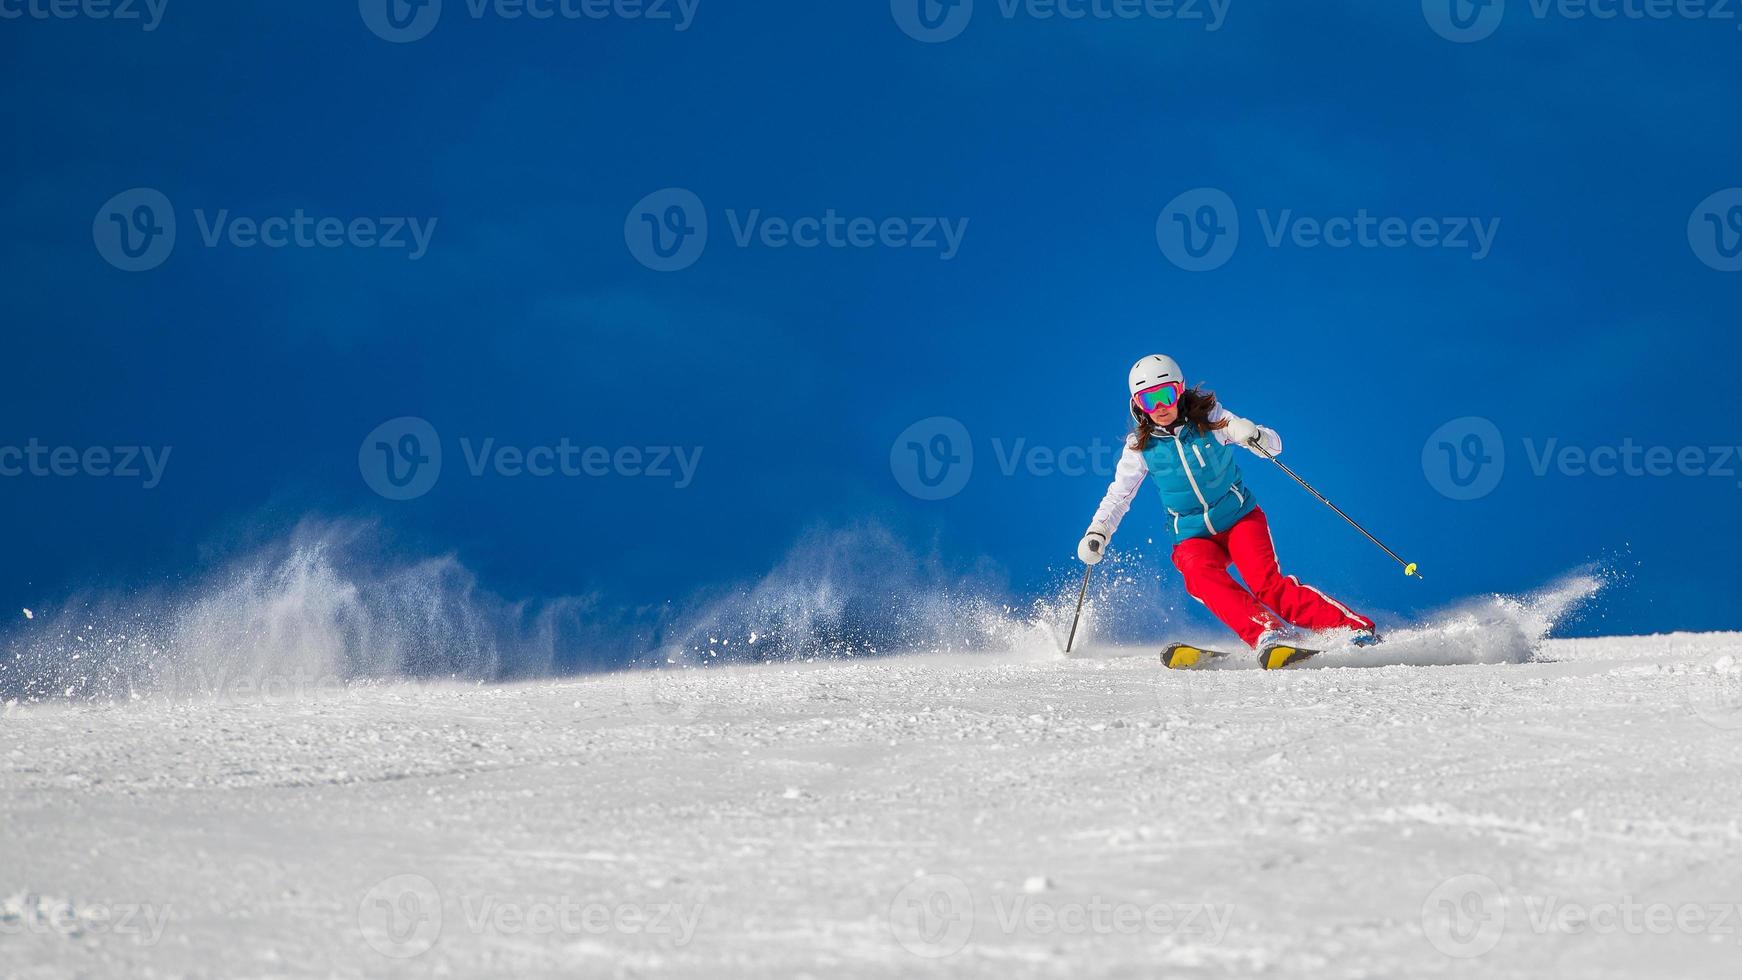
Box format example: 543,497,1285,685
1088,443,1149,538
1208,404,1283,456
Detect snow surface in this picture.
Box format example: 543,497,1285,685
5,622,1742,978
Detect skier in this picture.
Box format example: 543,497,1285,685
1077,355,1379,655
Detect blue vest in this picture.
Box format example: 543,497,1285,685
1138,424,1258,543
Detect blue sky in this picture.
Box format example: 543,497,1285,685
2,1,1740,647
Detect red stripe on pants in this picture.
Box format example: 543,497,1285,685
1170,507,1374,648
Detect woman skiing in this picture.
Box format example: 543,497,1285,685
1077,354,1378,656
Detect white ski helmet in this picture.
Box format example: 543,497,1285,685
1128,354,1184,419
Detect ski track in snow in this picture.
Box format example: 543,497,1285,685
5,624,1742,978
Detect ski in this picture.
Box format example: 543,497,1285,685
1259,644,1322,670
1162,643,1238,669
1164,642,1328,669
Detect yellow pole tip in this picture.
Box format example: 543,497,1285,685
1404,563,1418,577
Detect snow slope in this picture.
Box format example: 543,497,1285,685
4,630,1741,979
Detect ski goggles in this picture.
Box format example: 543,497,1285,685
1133,381,1185,413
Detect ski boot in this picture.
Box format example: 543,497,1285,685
1255,629,1320,670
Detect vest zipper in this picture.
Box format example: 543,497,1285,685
1171,435,1215,534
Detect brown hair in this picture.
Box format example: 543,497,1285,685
1130,386,1223,451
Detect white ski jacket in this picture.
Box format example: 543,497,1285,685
1088,405,1281,541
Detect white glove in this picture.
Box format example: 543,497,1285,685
1077,531,1107,566
1223,416,1261,449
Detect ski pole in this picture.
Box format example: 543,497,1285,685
1251,443,1423,580
1064,563,1093,654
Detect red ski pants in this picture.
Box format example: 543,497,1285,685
1171,507,1374,648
